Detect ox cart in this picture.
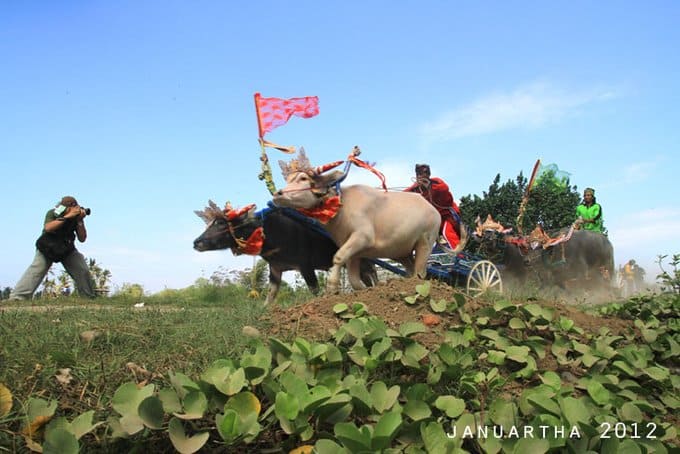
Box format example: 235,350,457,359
263,202,504,297
370,244,504,297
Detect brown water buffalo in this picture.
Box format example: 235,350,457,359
273,167,441,293
472,228,615,290
193,201,377,304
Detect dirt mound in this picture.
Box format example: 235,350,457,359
262,277,634,344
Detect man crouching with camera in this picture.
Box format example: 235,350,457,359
10,196,96,300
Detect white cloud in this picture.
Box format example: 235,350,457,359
420,82,617,142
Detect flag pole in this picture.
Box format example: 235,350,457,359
254,93,277,195
516,159,541,235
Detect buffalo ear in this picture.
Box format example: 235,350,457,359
316,169,345,188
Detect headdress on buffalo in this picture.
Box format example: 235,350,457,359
278,147,344,180
194,200,255,224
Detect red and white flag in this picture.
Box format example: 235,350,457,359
254,93,319,138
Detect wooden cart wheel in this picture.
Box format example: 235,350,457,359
466,260,503,297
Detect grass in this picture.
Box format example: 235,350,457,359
0,290,271,417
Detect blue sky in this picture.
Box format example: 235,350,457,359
2,1,679,293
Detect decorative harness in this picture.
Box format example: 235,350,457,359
290,147,387,224
223,204,265,255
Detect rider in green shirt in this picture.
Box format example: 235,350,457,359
575,187,604,233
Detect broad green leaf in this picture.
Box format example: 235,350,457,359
403,399,431,421
269,337,293,358
618,402,643,422
587,380,612,406
402,342,429,368
644,366,669,381
640,328,658,343
159,388,182,413
333,303,349,314
138,396,164,429
435,396,465,418
540,371,562,391
314,439,348,454
372,411,402,450
70,410,102,440
430,298,447,313
399,322,427,337
334,422,372,453
347,344,369,366
215,368,247,396
275,392,299,421
617,438,643,454
527,395,561,416
660,393,680,409
299,386,331,414
421,421,459,452
111,383,154,417
581,352,600,368
370,382,400,413
168,418,209,454
404,295,418,305
488,399,517,429
225,391,262,418
370,337,392,359
508,317,526,329
280,371,308,396
216,409,240,442
487,350,506,365
559,397,590,426
612,360,638,377
522,303,544,318
349,383,373,414
315,394,352,420
558,316,575,331
493,299,516,312
480,328,500,341
174,390,208,420
415,281,431,297
505,345,530,363
43,427,78,454
169,371,200,399
512,437,550,454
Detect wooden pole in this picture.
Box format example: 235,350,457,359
516,159,541,235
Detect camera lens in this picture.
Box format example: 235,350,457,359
84,208,91,215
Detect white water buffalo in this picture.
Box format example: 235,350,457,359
273,167,441,293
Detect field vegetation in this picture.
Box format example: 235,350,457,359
1,255,678,452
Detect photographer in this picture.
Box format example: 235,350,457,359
9,196,95,300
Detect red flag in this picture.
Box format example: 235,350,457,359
254,93,319,138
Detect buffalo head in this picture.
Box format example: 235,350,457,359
193,201,257,252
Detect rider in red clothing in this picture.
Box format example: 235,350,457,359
405,164,462,249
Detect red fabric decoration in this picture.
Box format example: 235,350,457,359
226,203,255,220
348,154,388,191
313,160,344,175
255,93,319,138
297,196,341,224
239,227,265,255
